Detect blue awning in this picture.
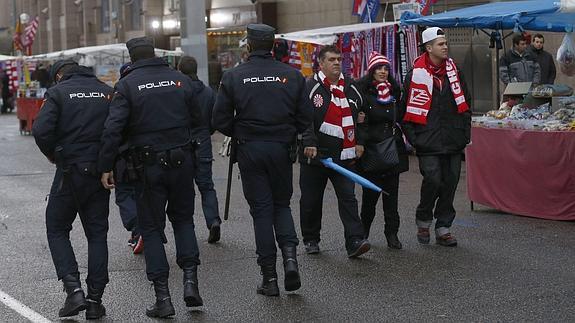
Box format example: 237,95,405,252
401,0,574,32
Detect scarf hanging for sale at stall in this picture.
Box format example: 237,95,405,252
385,25,397,81
288,41,302,70
405,25,419,71
340,33,353,77
351,36,362,79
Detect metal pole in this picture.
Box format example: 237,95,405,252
180,0,208,84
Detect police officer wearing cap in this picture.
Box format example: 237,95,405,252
33,60,113,319
213,23,313,296
98,37,203,318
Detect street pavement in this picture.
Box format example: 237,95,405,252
0,112,574,322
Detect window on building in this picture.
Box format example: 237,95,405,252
100,0,110,33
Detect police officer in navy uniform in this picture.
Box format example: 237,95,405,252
212,24,313,296
33,59,113,320
98,37,203,318
177,56,222,243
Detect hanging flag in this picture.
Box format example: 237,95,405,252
352,0,380,23
13,18,24,52
402,0,437,16
24,16,39,55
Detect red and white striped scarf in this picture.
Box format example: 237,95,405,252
318,71,356,160
404,53,469,125
374,80,393,104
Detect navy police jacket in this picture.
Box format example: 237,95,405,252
33,66,113,165
212,50,313,143
189,76,216,141
98,57,200,172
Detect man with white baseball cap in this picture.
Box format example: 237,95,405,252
400,26,472,247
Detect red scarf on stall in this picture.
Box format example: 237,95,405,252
403,53,469,125
318,71,356,160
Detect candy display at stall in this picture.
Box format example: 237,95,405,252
472,90,575,131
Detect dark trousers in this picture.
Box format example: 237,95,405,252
415,154,462,230
236,141,298,266
360,173,400,238
194,136,221,229
114,182,138,233
134,150,200,281
46,167,110,290
299,163,364,247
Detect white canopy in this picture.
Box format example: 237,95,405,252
25,43,182,65
0,54,18,61
276,22,398,45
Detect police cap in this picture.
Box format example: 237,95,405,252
50,59,78,82
246,23,275,41
126,36,154,54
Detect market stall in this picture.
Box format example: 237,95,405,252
276,22,420,82
401,0,575,219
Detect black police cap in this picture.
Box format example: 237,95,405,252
246,23,275,41
126,36,154,53
50,59,78,82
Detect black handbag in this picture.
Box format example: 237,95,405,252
360,104,400,173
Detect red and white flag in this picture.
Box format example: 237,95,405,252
24,16,39,55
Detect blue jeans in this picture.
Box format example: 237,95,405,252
194,136,221,229
114,183,138,234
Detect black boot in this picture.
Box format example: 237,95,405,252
183,266,203,307
281,246,301,292
58,273,87,317
385,232,403,250
85,285,106,320
257,264,279,296
145,278,175,318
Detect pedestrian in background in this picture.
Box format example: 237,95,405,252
528,33,557,84
112,62,144,254
178,55,222,244
356,51,409,249
500,33,541,85
33,59,113,319
401,27,471,247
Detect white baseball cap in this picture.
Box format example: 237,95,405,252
421,27,446,44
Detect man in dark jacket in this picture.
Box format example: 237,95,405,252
499,33,541,85
528,34,557,84
213,24,313,297
33,60,113,319
178,55,222,243
299,45,371,258
98,37,203,318
401,27,472,247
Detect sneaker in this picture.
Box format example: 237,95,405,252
347,239,371,258
304,241,320,254
417,228,430,244
128,234,137,248
133,236,144,254
208,222,221,244
436,233,458,247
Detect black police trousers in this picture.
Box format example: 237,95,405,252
236,141,299,266
194,136,221,229
360,173,400,238
134,149,200,281
299,163,364,246
415,154,462,231
46,166,110,290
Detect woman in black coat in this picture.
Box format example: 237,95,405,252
356,52,409,249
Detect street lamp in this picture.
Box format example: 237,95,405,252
151,20,160,29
